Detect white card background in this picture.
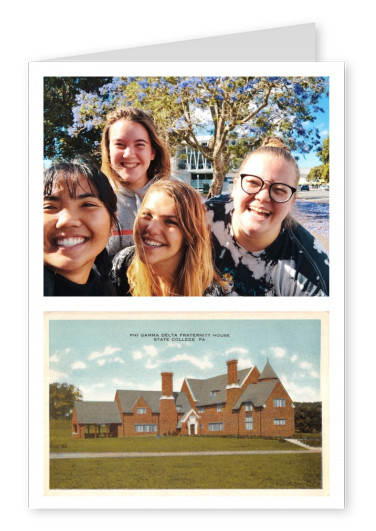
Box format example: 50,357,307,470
5,0,370,523
29,59,344,509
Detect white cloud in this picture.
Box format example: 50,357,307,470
171,354,213,370
280,375,320,402
113,356,124,364
112,378,134,387
148,379,163,391
88,346,121,361
310,370,319,379
290,354,298,363
270,347,286,358
49,369,68,383
97,359,106,366
286,382,320,402
133,350,143,360
81,386,115,401
50,348,71,362
143,345,158,357
300,361,313,371
146,359,160,369
238,358,253,369
72,361,87,370
225,347,248,356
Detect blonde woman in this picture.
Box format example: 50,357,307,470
111,180,224,296
101,107,171,257
206,137,329,296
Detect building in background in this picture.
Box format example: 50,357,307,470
72,359,295,439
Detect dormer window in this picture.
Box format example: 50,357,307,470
210,390,219,397
245,402,252,411
137,407,146,414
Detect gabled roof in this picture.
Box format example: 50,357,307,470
74,401,122,424
186,367,252,407
258,360,279,381
233,380,278,410
176,408,201,429
116,390,190,414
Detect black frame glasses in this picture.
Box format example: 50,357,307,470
240,174,296,203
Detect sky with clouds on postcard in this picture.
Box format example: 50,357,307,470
48,318,321,403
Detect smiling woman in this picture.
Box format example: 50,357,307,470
111,180,225,296
101,107,171,257
43,159,119,296
206,137,330,296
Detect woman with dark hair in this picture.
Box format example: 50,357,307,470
101,107,171,257
206,137,329,296
111,180,225,296
43,158,119,296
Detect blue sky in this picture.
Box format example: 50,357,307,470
295,93,329,170
49,318,322,403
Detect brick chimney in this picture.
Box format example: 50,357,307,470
227,359,238,387
160,372,177,435
161,372,173,397
226,359,240,409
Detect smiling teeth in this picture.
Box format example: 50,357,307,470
144,240,164,247
122,163,138,168
56,237,85,247
250,207,270,215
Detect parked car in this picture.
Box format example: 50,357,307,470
300,184,309,191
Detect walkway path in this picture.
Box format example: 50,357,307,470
285,438,321,450
50,447,321,460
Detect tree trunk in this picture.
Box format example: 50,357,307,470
207,152,229,199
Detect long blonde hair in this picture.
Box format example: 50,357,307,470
127,180,219,296
100,107,171,192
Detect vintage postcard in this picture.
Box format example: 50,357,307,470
42,311,331,508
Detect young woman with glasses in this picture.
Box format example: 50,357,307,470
206,137,329,296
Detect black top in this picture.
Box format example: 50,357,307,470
44,266,117,296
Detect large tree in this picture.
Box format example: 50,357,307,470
49,382,83,420
44,77,112,161
294,401,322,433
49,76,328,197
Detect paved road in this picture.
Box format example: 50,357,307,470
297,189,329,203
50,448,321,459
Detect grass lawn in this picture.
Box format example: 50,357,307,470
50,453,322,490
49,421,322,490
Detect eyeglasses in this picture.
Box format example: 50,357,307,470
240,174,296,203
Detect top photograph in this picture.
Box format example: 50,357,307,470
43,75,330,297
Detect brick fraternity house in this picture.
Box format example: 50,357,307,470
72,359,295,438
